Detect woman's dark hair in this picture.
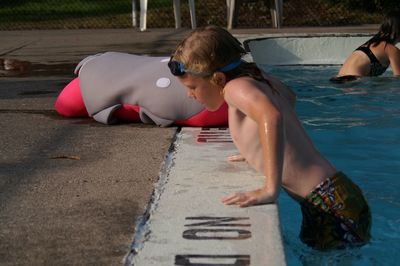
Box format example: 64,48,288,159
365,11,400,47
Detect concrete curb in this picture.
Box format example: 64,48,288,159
128,128,286,266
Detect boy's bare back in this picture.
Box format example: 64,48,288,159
225,75,336,199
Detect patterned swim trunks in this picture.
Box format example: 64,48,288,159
299,172,371,250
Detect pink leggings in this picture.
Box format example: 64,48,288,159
55,78,228,126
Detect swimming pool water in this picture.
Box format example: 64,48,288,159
261,65,400,266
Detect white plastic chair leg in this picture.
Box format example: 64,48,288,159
132,0,138,27
226,0,235,30
173,0,182,29
174,0,196,29
140,0,197,31
227,0,282,29
188,0,197,29
139,0,147,31
270,0,283,28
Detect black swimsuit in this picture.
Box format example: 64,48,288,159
329,44,389,83
355,46,388,76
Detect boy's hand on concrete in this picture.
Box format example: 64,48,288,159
221,189,275,207
227,154,246,162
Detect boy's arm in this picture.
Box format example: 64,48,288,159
222,77,284,207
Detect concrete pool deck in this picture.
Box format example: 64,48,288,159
128,128,286,266
0,26,378,266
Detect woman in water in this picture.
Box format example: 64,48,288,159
332,11,400,82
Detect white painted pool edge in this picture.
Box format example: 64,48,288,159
124,128,286,266
239,33,400,66
235,33,371,64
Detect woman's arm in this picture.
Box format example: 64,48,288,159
386,44,400,76
222,77,284,207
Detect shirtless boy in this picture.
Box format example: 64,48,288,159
169,25,371,250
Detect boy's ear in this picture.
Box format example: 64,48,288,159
212,72,227,87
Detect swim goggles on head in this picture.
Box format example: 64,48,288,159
168,56,243,77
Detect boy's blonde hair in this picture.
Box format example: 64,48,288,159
172,26,246,75
172,25,275,91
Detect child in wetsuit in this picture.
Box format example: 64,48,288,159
169,25,371,250
54,53,228,127
333,11,400,81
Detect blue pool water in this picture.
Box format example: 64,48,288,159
262,65,400,266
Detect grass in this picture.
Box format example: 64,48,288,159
0,0,383,30
0,0,132,29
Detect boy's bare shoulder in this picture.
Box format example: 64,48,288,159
224,77,270,108
261,72,297,107
224,76,260,94
226,75,256,86
262,72,289,88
